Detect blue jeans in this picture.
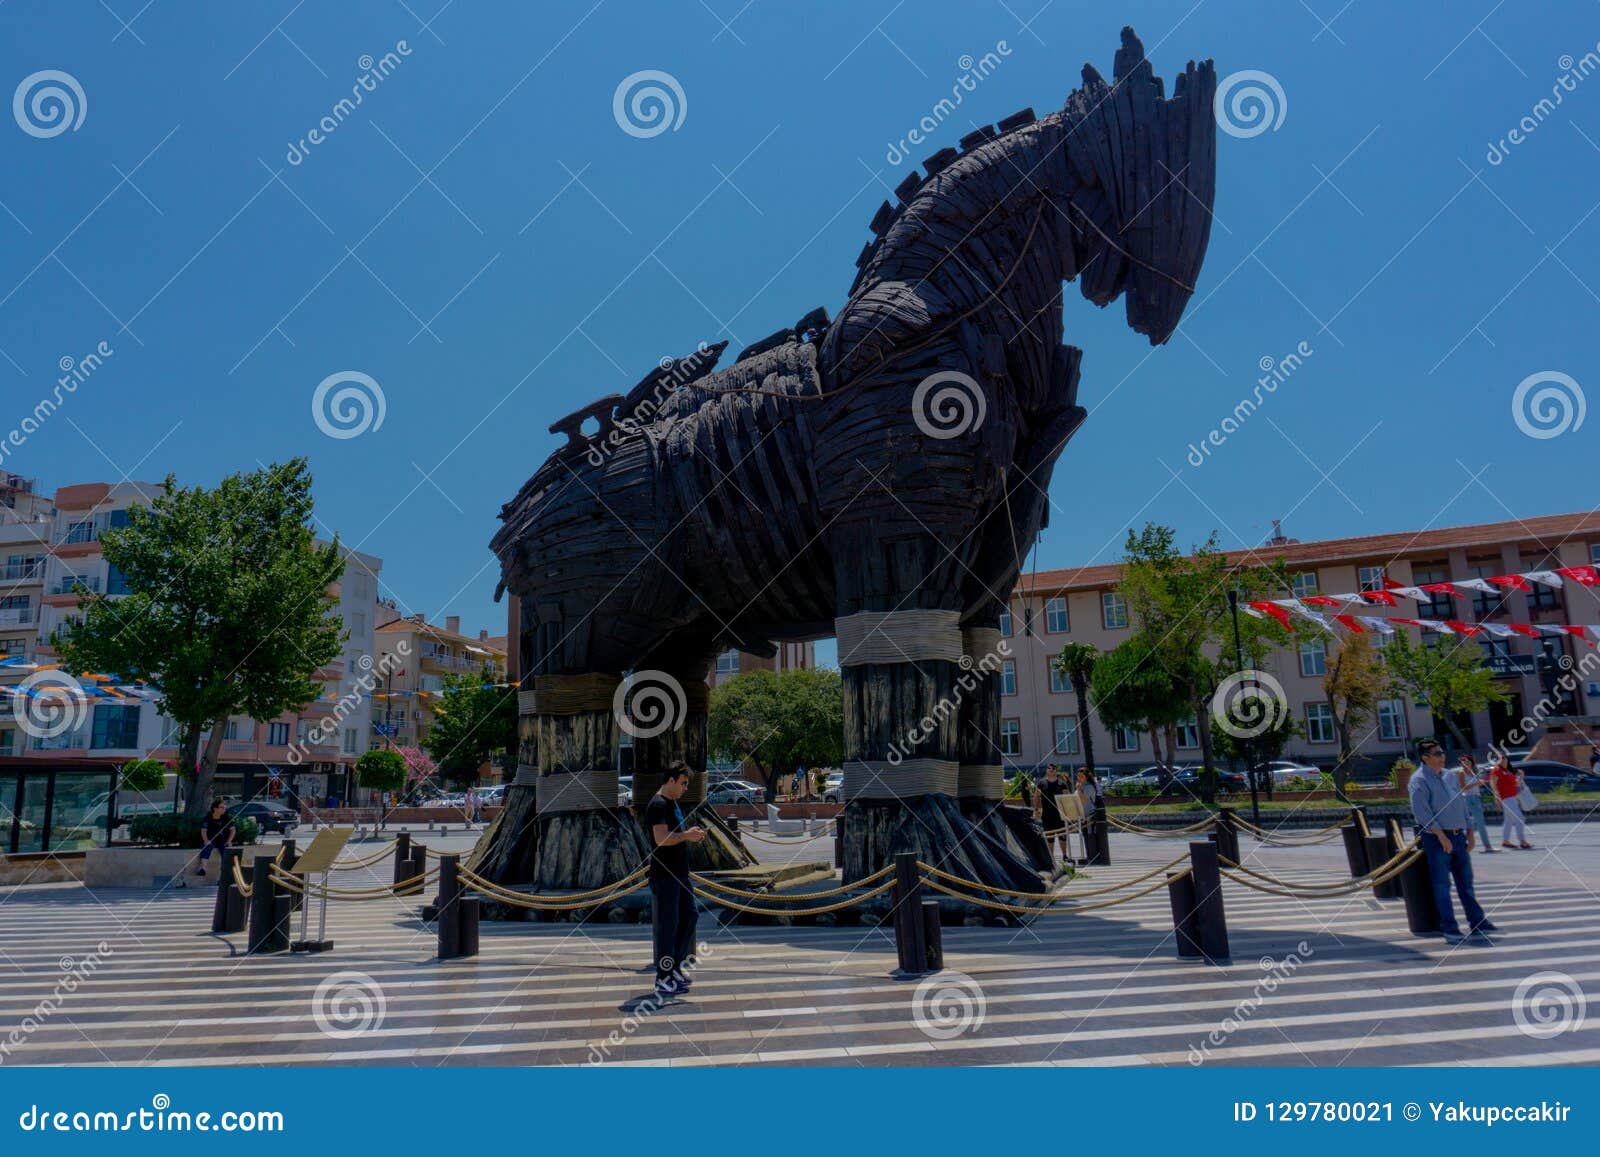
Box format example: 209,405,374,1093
1419,829,1487,935
1464,795,1491,850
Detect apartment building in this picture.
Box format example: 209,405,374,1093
708,642,816,688
372,609,508,750
1,479,385,831
998,511,1600,776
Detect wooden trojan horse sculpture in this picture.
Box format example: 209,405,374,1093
471,28,1218,896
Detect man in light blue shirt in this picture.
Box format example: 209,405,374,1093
1409,740,1497,943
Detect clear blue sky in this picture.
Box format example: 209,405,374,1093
4,1,1596,659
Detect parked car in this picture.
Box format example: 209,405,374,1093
1111,765,1172,789
1259,759,1322,788
228,799,298,834
823,771,845,803
704,781,761,807
477,784,507,806
618,776,633,807
1512,761,1600,794
1168,767,1246,796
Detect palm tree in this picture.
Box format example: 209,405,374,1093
1054,642,1101,778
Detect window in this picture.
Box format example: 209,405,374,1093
343,728,358,754
1479,638,1512,671
267,722,290,746
998,608,1013,638
1592,544,1600,567
1527,575,1561,612
1113,724,1140,753
1291,572,1319,598
1175,716,1199,750
1,638,27,657
714,649,739,675
350,612,367,637
1048,663,1072,694
105,565,133,596
1022,606,1035,637
90,704,140,750
1377,698,1406,741
1358,566,1385,592
1045,597,1069,633
1000,660,1017,697
999,718,1021,756
1305,703,1335,744
1052,716,1079,755
1299,640,1327,677
297,721,311,744
224,720,248,741
1412,565,1452,620
1101,592,1128,630
1468,563,1503,618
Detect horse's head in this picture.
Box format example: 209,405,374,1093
1047,27,1217,344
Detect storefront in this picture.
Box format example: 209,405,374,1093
1,763,117,854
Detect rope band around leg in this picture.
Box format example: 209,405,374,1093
535,768,619,814
842,758,958,799
520,673,621,715
957,763,1006,799
835,609,962,665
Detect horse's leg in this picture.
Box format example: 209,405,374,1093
832,534,1045,897
627,634,755,872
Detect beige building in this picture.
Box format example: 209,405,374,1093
1000,511,1600,776
373,608,508,750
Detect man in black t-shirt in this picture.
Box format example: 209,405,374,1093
646,763,705,997
1034,766,1073,863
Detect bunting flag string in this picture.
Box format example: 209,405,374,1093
1243,561,1600,641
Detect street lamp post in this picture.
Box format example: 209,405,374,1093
1228,589,1262,827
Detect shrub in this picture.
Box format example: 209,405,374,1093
126,812,259,847
356,748,407,792
119,758,168,793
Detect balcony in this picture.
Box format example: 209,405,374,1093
0,563,43,583
0,607,32,627
53,575,101,595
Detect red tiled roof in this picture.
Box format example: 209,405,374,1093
1018,510,1600,595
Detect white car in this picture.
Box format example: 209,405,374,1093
1260,760,1322,788
823,771,844,803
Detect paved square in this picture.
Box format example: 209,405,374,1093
2,822,1597,1067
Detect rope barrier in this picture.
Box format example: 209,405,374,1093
691,878,896,917
230,857,252,898
269,864,441,899
1217,843,1422,899
688,864,892,901
455,866,650,911
1106,814,1216,837
916,855,1187,901
921,870,1186,915
326,842,403,871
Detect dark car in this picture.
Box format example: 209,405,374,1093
229,800,298,834
1513,761,1600,794
1167,767,1246,796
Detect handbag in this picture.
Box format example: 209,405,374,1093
1516,783,1538,811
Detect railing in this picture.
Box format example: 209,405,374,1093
58,525,98,546
52,575,101,594
0,607,32,625
32,733,86,751
0,564,43,582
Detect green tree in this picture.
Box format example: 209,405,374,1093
1381,629,1508,752
423,669,518,789
1087,632,1193,763
119,758,167,793
1322,631,1387,797
1052,642,1101,776
55,460,345,819
1210,706,1302,765
708,667,842,800
355,748,406,793
1114,525,1295,800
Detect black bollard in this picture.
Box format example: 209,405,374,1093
1090,803,1110,866
1167,871,1201,959
390,831,412,893
1366,835,1400,899
280,839,302,912
891,852,929,976
920,899,943,972
211,846,245,933
1341,823,1369,879
436,853,462,960
833,820,844,869
1188,841,1230,963
245,854,290,954
1397,842,1442,936
396,845,426,897
1349,806,1370,839
1212,808,1240,865
458,896,480,957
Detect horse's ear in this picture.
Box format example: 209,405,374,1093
1112,26,1146,83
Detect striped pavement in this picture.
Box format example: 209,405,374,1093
1,821,1597,1067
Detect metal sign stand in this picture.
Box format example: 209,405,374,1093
288,827,353,954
